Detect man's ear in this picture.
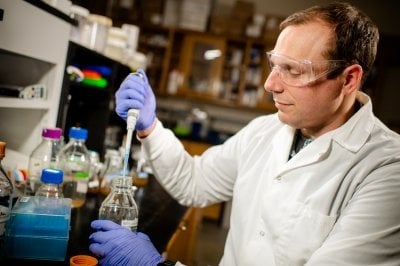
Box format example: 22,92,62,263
342,64,363,94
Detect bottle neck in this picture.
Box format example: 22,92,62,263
112,176,133,190
41,183,62,189
69,137,86,143
43,136,61,141
37,183,63,198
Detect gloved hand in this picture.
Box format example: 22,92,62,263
89,220,164,266
115,69,156,131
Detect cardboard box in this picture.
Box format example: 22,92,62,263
163,0,181,27
231,0,254,22
209,15,229,35
263,15,285,42
226,20,246,37
179,0,212,32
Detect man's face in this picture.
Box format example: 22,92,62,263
264,22,348,137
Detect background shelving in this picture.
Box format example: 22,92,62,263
0,0,71,168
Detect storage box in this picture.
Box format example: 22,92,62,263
162,0,181,27
5,196,71,261
178,0,212,32
263,15,285,42
231,0,254,22
209,15,229,35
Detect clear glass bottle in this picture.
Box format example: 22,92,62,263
0,141,12,252
59,127,90,208
35,168,64,198
26,127,63,196
99,176,138,231
87,151,103,195
99,149,124,196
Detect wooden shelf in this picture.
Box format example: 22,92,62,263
138,26,276,113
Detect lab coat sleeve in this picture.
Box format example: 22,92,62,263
139,120,240,207
306,161,400,265
139,117,271,207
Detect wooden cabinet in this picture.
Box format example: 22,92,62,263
136,26,173,94
180,139,224,223
222,38,273,109
178,34,226,99
180,139,212,156
164,207,203,265
137,26,276,113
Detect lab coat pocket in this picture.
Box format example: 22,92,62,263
283,202,337,265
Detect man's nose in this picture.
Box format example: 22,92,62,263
264,68,283,93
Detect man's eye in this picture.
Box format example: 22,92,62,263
282,64,301,76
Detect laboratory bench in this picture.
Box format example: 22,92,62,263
2,175,188,265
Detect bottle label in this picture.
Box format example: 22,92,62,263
20,196,30,203
28,158,43,180
121,218,138,230
77,180,88,193
0,205,10,236
88,179,99,188
74,171,90,179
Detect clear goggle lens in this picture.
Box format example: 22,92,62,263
266,51,346,87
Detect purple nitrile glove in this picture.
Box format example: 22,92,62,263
89,220,163,266
115,69,156,131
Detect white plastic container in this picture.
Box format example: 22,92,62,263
122,24,140,53
86,14,112,53
104,27,127,62
69,5,90,44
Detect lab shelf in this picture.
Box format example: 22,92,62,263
0,0,71,168
0,98,50,110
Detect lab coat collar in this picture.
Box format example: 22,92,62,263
331,91,374,153
269,91,373,175
271,125,334,173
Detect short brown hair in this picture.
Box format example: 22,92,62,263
280,2,379,85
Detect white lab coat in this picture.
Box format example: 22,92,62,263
140,91,400,266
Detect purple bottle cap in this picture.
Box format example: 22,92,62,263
42,127,63,139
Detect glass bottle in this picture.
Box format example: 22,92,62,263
99,149,124,196
26,127,63,196
99,176,138,231
0,141,12,253
35,168,64,198
59,127,90,208
87,151,103,195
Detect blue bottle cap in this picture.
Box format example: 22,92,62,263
41,168,63,184
69,127,88,140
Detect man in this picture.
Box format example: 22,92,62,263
89,2,400,265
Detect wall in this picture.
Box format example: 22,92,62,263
213,0,400,132
217,0,400,35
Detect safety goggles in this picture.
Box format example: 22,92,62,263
266,51,346,87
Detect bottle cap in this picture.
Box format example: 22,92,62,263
70,255,98,266
69,127,88,140
41,168,64,184
42,127,63,139
0,141,5,159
